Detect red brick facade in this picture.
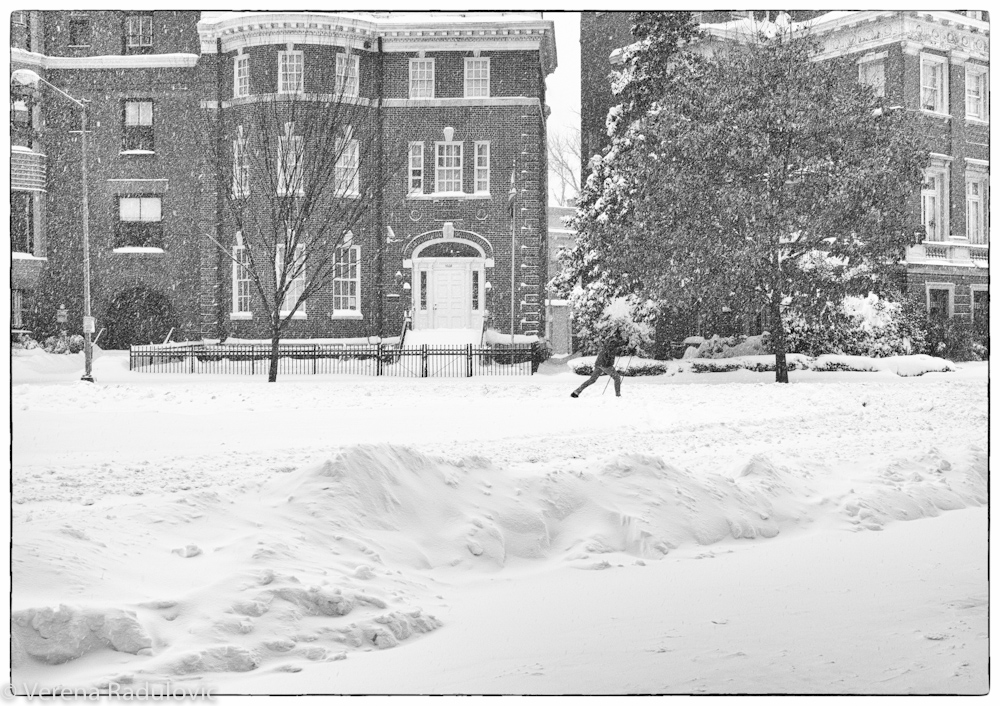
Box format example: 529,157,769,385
10,11,556,346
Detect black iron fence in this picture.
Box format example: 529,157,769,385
129,342,538,377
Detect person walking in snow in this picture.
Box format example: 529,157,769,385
571,332,624,398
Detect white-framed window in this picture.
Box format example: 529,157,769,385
858,54,885,97
11,190,34,254
408,142,424,194
278,50,304,94
335,135,360,196
920,53,948,114
409,58,434,99
125,12,152,51
464,57,490,98
965,10,984,21
232,236,252,316
117,196,162,248
965,64,988,121
332,243,361,315
232,125,250,199
336,52,360,98
276,242,306,315
123,100,154,151
277,122,304,196
966,172,988,244
921,161,950,242
925,283,954,319
234,54,250,98
11,288,29,330
474,141,490,193
436,142,463,193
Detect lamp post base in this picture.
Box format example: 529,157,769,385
81,374,94,383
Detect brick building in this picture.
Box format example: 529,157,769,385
579,11,989,334
10,11,556,346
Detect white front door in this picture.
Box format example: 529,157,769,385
412,257,485,331
432,266,468,328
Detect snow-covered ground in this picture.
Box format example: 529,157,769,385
7,349,989,695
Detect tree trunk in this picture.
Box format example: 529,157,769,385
268,326,281,383
769,297,789,384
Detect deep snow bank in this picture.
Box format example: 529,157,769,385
12,442,987,685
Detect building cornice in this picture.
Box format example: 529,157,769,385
198,12,556,76
11,47,198,70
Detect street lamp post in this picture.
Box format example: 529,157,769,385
12,68,94,382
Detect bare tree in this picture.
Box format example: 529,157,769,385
203,92,407,381
548,125,581,206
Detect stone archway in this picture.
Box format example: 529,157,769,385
103,286,179,349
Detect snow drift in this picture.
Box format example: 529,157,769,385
12,440,987,687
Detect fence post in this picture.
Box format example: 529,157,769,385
190,348,196,374
377,343,383,376
313,345,318,375
467,343,473,377
422,345,428,378
129,348,133,371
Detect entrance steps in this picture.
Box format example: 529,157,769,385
403,328,481,348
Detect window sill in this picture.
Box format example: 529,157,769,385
965,116,989,125
229,312,253,321
331,311,363,320
407,192,491,201
120,150,156,156
280,311,307,320
919,110,952,120
67,45,92,48
112,246,165,254
408,95,436,100
11,252,47,261
275,191,306,197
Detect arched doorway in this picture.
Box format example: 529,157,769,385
411,239,486,331
103,286,178,349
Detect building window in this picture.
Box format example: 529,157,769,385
464,57,490,98
436,142,463,193
234,54,250,98
408,142,424,194
965,64,988,121
336,53,359,98
921,164,949,242
858,55,885,97
278,50,304,94
232,239,252,315
333,243,360,314
11,93,33,148
965,10,984,21
11,289,30,330
117,196,163,248
474,141,490,193
69,14,91,46
472,270,480,310
927,287,952,320
276,242,306,314
972,288,988,339
409,58,434,99
11,191,34,254
920,54,948,114
966,174,988,244
277,123,304,196
12,11,27,26
232,126,250,199
335,134,360,196
125,12,153,53
123,100,154,152
419,270,428,310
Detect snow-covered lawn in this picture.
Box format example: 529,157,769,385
8,350,988,695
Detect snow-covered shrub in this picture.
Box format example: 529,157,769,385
571,356,671,377
43,335,70,354
11,334,39,350
572,296,654,356
690,355,810,373
68,335,85,354
689,333,771,359
922,316,979,362
690,359,742,373
784,294,926,358
810,355,881,372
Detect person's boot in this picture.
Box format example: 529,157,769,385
571,391,579,398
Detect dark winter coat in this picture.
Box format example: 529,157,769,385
594,340,621,369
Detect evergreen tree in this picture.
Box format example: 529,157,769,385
557,18,928,382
